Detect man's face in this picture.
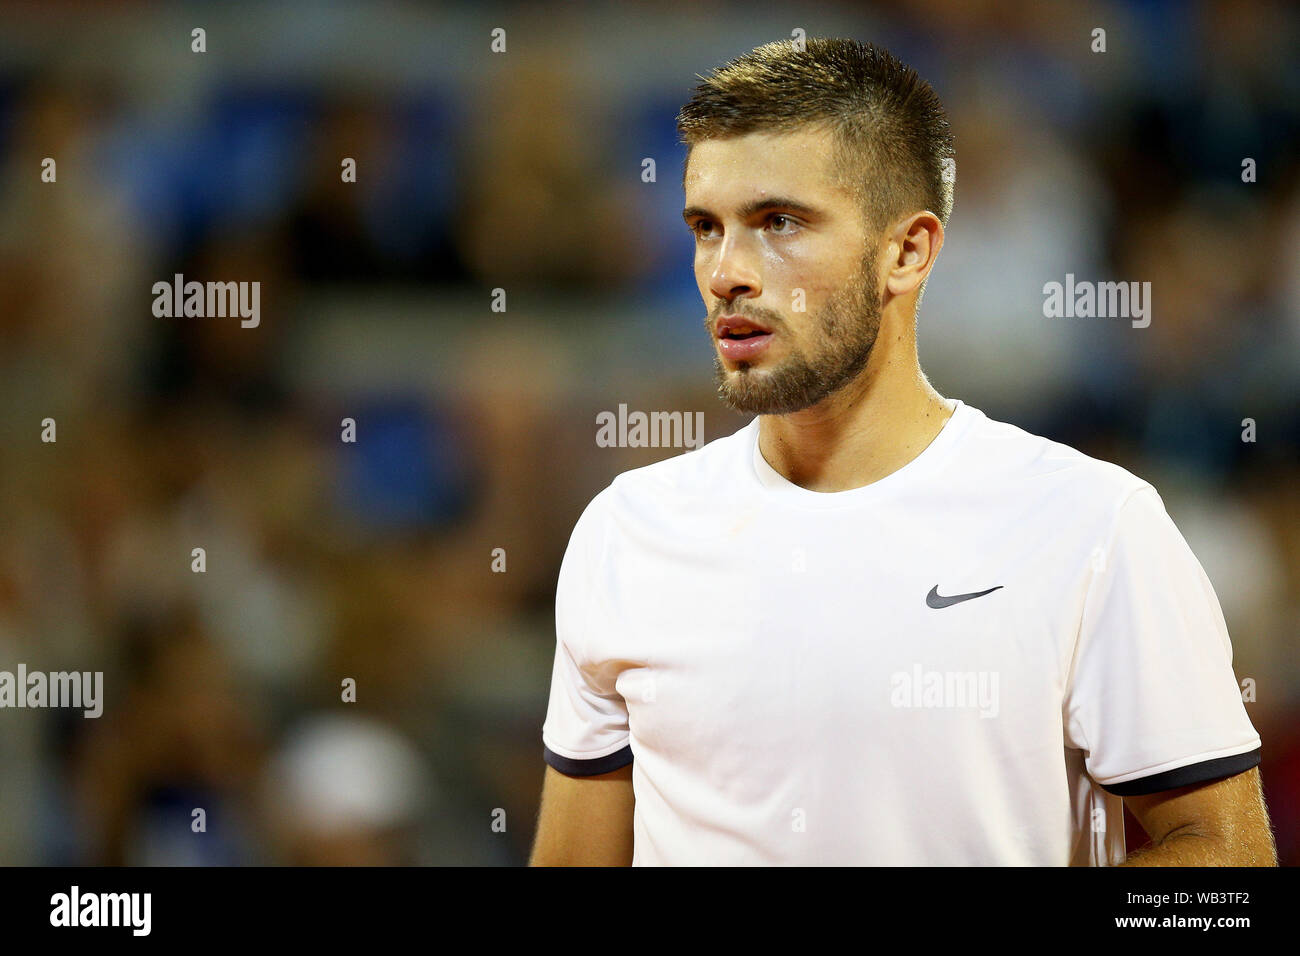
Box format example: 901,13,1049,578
683,128,882,415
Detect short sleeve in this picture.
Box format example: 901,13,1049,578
1064,484,1260,796
541,490,633,776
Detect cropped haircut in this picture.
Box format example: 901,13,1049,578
677,37,955,238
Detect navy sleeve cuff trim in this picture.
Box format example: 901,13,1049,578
544,743,633,776
1101,746,1261,796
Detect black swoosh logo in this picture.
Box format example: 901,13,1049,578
926,585,1003,609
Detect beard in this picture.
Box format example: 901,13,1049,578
708,257,882,416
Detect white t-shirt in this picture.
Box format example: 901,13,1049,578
540,400,1260,865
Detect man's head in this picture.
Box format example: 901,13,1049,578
677,38,954,415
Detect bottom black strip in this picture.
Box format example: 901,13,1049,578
543,743,634,776
1101,747,1262,796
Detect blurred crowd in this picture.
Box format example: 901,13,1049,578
0,0,1296,865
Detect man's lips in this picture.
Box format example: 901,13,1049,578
715,314,775,361
715,314,774,338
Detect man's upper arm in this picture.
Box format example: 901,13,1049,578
529,764,635,866
534,489,636,865
1065,484,1261,794
1123,767,1277,865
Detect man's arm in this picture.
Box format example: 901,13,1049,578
1119,766,1277,866
529,763,635,866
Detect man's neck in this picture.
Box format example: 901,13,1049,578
756,347,955,494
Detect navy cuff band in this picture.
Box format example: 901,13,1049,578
544,743,634,776
1101,746,1261,796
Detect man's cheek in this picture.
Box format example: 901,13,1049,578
780,279,834,316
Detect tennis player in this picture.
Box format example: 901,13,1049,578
530,38,1275,866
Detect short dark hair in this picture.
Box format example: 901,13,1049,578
676,38,955,235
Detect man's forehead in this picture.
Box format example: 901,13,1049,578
684,128,840,202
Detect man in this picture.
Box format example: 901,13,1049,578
530,38,1275,866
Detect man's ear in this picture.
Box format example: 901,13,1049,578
883,212,944,298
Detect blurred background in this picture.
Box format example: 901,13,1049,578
0,0,1296,865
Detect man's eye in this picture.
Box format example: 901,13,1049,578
769,215,797,234
691,221,716,239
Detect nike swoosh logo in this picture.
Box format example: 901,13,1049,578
926,585,1004,609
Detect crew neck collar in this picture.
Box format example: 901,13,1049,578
747,400,974,509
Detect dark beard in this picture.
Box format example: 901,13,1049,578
710,263,881,416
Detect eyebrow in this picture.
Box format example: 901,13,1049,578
681,197,822,223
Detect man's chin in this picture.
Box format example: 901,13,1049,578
716,366,769,413
716,372,820,416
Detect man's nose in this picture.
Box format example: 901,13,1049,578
708,234,762,301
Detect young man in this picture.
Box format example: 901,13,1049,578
530,38,1275,866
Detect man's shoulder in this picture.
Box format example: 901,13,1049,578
605,416,755,496
958,404,1153,511
564,417,755,534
